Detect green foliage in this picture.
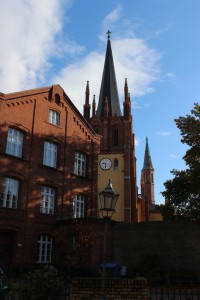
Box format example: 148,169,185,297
11,265,66,300
162,103,200,221
53,220,95,271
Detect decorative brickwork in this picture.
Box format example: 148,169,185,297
71,277,149,300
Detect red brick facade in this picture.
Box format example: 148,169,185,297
0,84,100,267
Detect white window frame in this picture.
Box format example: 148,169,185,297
1,177,19,209
43,141,57,168
40,186,55,214
74,152,86,176
48,110,60,126
37,235,52,263
6,128,23,157
73,194,85,218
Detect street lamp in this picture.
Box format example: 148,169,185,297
99,179,119,300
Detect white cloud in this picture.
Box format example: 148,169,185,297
0,0,72,93
0,2,161,118
157,131,171,136
53,36,161,114
169,154,179,159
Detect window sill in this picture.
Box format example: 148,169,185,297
70,172,91,180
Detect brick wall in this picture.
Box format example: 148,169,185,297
71,277,149,300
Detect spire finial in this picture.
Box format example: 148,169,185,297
107,30,111,39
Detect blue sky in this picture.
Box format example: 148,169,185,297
0,0,200,204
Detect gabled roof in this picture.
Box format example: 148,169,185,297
97,32,121,117
142,138,154,170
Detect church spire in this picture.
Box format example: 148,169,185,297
97,31,121,117
143,138,154,170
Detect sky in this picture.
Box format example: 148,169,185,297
0,0,200,204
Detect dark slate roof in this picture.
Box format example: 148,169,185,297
142,138,154,170
97,37,122,117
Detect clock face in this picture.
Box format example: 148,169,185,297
99,158,112,170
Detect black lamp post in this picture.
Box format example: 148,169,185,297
99,179,119,300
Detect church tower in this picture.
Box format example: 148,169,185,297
85,31,138,222
141,137,155,206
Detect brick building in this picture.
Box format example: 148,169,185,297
0,84,100,267
0,32,161,270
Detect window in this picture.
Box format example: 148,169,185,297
113,128,119,147
74,152,86,176
6,128,23,157
73,194,85,218
114,158,119,170
55,93,61,105
40,186,55,214
37,235,52,263
43,141,57,168
1,177,19,208
48,110,60,126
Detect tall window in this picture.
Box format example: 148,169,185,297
73,194,85,218
6,128,23,157
113,128,119,147
37,235,52,263
114,158,119,170
43,141,57,168
1,177,19,208
40,186,55,214
48,110,60,126
74,152,86,176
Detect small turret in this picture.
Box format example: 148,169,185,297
83,81,91,122
92,95,96,117
123,78,131,119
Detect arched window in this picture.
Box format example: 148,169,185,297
73,194,85,218
74,152,86,177
1,177,19,209
40,186,55,215
37,235,52,263
48,109,60,126
114,158,119,170
6,128,24,158
55,93,61,105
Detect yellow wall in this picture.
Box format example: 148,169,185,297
98,154,125,221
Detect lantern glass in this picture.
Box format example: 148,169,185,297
99,180,119,219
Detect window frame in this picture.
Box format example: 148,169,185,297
73,194,85,218
1,177,19,209
43,141,57,168
40,186,55,215
6,128,24,158
48,109,60,126
74,152,87,177
37,234,52,263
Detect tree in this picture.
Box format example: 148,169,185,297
53,220,95,275
162,103,200,221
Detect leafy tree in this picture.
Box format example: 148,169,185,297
53,220,95,274
162,103,200,221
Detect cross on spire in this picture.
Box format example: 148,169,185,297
107,30,111,39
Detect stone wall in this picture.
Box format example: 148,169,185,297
114,221,200,276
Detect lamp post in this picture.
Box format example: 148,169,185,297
99,179,119,300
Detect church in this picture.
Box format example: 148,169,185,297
0,32,160,267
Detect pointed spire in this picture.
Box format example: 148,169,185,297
97,31,121,117
92,95,96,117
83,81,91,122
124,78,128,102
123,78,131,118
142,138,154,170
